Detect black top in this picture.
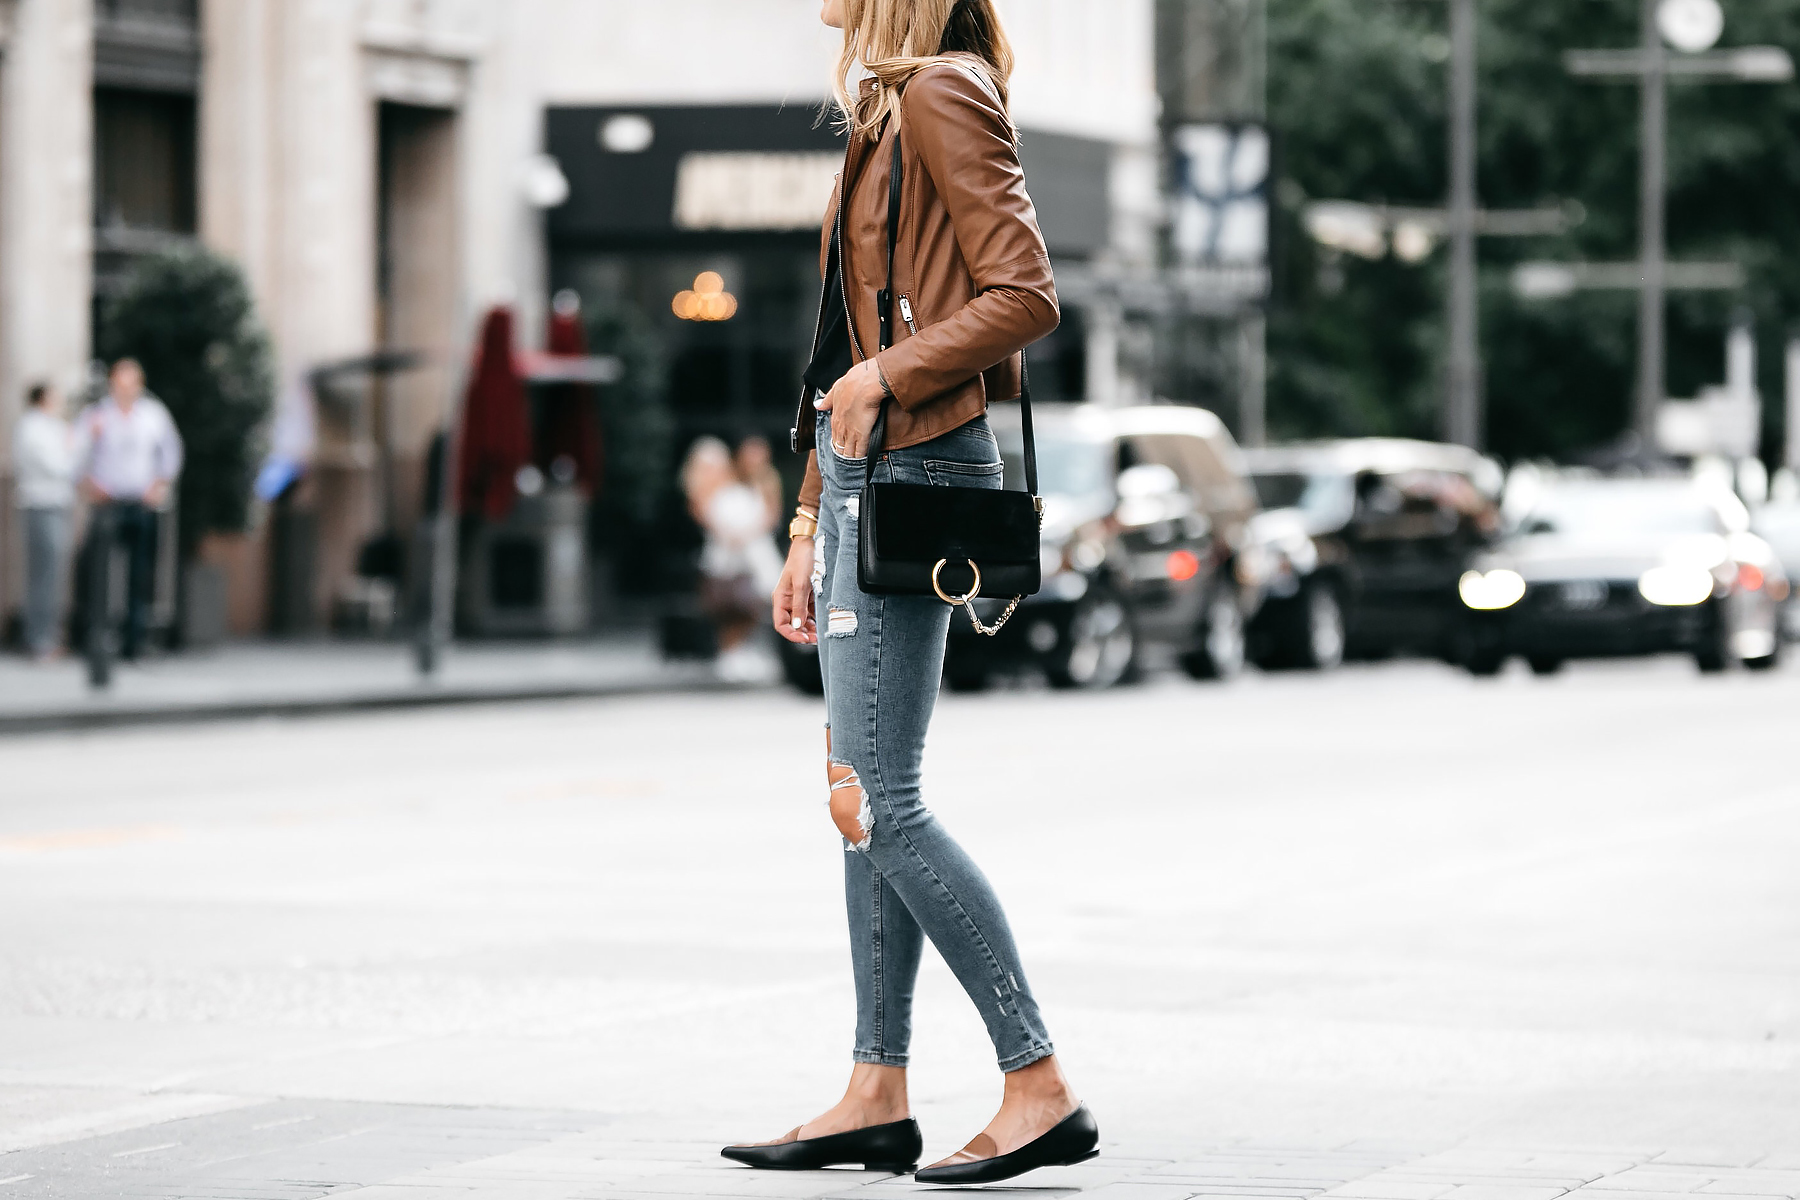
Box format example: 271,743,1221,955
803,241,853,397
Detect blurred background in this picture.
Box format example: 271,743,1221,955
0,0,1798,690
4,5,1800,1195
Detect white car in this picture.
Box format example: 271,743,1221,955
1751,499,1800,642
1463,478,1788,675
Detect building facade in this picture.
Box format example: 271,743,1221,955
0,0,1159,640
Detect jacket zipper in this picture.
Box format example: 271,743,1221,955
898,294,918,336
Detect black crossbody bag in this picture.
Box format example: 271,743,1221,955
856,130,1043,636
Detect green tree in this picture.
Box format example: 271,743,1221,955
1267,0,1800,461
100,247,276,559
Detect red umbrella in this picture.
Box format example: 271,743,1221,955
457,306,532,521
535,306,603,496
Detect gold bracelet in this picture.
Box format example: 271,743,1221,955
789,512,818,540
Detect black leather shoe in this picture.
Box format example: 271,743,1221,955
913,1105,1099,1185
721,1117,922,1173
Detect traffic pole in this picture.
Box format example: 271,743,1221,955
1445,0,1481,449
1785,332,1800,473
1636,0,1669,446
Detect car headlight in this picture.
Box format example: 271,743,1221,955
1459,569,1526,611
1637,566,1714,607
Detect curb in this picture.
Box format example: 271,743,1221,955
0,673,760,736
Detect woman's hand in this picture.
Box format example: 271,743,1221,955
773,536,818,644
815,360,888,460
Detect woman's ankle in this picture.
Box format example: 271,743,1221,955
841,1089,909,1121
798,1092,908,1139
844,1063,909,1118
846,1099,909,1125
1003,1054,1067,1090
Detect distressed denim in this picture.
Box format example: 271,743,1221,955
814,407,1055,1073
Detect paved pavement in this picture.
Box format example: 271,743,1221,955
0,635,731,733
1,654,1797,1197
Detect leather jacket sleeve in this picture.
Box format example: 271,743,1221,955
874,64,1059,412
799,450,823,514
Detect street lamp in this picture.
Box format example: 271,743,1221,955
1305,0,1576,451
1657,0,1723,55
520,154,571,210
1555,1,1794,448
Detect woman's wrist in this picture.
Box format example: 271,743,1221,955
788,507,819,541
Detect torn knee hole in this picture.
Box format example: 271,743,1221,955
827,761,872,849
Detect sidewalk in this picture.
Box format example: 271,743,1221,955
2,660,1796,1197
0,634,747,733
2,1097,1797,1200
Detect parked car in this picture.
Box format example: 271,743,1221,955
942,403,1263,690
1461,477,1788,675
1751,498,1800,643
1243,439,1503,667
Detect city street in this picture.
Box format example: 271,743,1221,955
1,656,1798,1198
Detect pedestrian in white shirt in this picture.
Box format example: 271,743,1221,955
76,358,184,660
11,382,76,659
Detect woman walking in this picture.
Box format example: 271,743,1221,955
725,0,1097,1184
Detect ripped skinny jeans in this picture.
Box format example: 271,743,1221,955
813,407,1055,1073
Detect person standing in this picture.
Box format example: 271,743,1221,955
77,358,183,661
11,383,76,660
682,437,782,681
734,435,785,528
727,0,1096,1185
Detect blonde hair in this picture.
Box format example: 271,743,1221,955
831,0,1015,139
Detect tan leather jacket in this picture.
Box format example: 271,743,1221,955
794,56,1059,514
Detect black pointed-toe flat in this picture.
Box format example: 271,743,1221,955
913,1105,1099,1185
720,1117,922,1173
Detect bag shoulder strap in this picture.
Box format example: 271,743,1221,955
864,116,1037,501
1018,359,1037,499
863,128,906,486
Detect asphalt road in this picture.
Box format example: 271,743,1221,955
2,654,1797,1197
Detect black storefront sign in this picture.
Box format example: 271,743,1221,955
547,105,847,245
543,102,1111,470
545,103,1111,258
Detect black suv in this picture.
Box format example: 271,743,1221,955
1243,439,1502,667
942,403,1263,690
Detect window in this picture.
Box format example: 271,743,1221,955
96,0,198,20
93,88,196,235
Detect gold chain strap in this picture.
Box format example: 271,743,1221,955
959,594,1022,637
932,558,1022,638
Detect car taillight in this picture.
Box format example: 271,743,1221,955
1167,550,1201,582
1739,563,1765,592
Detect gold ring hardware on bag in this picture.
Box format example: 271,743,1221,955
931,558,982,605
932,558,1024,637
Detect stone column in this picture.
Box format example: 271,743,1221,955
0,0,94,617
